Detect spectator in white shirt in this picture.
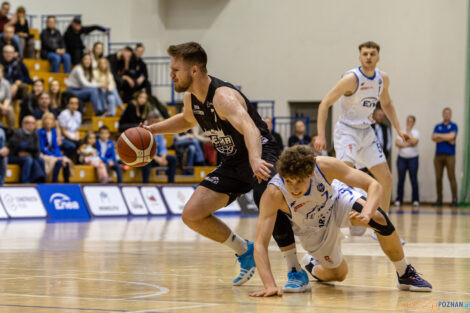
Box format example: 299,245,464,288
58,96,82,159
65,53,106,115
394,115,420,209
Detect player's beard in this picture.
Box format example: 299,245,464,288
174,74,193,93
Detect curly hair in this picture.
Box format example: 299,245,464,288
277,145,316,179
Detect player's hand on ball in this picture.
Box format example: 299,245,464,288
249,287,283,297
250,158,273,183
139,122,153,134
313,135,327,152
349,211,371,227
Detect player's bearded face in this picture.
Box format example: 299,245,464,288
284,177,310,198
174,71,193,92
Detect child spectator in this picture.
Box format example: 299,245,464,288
65,53,106,115
118,90,150,132
96,125,122,183
78,131,109,184
13,6,34,59
0,125,8,186
38,112,73,183
58,96,81,159
94,57,123,116
40,16,71,73
91,42,104,68
0,63,13,128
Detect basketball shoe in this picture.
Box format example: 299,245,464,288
232,241,256,286
397,264,432,292
283,268,311,293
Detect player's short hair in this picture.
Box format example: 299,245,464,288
277,145,316,180
167,42,207,73
99,125,110,133
358,41,380,53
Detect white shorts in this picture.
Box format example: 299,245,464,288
298,181,362,269
334,121,386,169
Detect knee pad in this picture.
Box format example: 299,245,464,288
352,201,395,236
272,210,295,247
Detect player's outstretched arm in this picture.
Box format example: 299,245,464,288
213,87,273,183
250,185,284,298
142,92,198,135
319,157,382,225
314,73,358,152
379,72,409,142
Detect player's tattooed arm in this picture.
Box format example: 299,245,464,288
142,92,197,134
379,72,409,142
314,73,358,152
250,185,285,297
319,156,382,223
213,87,273,182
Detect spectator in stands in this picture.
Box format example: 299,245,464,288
190,125,215,165
372,108,392,161
432,107,458,207
0,125,7,186
108,46,145,102
8,115,45,183
142,112,176,183
65,53,106,115
13,6,34,59
0,2,21,54
20,78,43,123
173,129,205,175
263,117,283,155
78,131,110,183
0,25,20,58
395,115,420,209
48,79,67,110
91,41,104,68
38,112,72,183
134,43,152,96
63,16,107,66
0,63,13,128
288,120,310,147
2,44,32,100
96,125,122,183
94,57,123,116
118,89,150,132
40,16,71,73
58,96,81,159
32,91,59,121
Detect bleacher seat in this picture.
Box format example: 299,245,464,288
5,165,20,183
30,71,68,91
92,116,120,132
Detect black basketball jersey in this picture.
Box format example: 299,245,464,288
190,76,273,164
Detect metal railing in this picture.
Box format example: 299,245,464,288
109,42,140,54
272,116,310,146
252,100,274,119
84,28,111,56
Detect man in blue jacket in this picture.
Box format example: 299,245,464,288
96,125,122,183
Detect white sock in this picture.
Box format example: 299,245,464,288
223,231,247,256
282,248,302,272
393,257,409,276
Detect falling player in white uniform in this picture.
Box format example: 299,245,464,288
250,145,432,297
314,41,409,220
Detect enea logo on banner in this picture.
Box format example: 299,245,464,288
37,184,90,220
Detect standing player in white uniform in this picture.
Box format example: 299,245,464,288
314,41,409,218
250,146,432,297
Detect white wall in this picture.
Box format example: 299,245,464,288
11,0,467,202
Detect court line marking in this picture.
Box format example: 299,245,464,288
0,303,127,312
128,303,220,313
337,283,470,295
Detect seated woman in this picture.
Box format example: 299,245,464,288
21,79,44,123
65,54,106,115
78,131,110,184
48,79,67,111
14,6,35,59
91,42,104,69
38,113,73,183
94,58,123,116
118,90,150,132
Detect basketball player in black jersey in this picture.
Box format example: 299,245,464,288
142,42,310,292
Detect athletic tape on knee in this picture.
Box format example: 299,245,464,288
272,211,296,247
352,202,395,236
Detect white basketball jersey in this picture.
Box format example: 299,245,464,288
337,67,384,128
269,165,338,236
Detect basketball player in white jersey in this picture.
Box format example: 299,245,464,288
250,146,431,297
314,41,409,218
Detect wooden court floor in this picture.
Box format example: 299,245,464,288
0,205,468,313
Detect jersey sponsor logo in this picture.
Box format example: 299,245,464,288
194,110,205,116
361,96,378,108
204,176,219,185
194,105,200,109
317,183,325,193
203,129,237,156
293,202,307,212
360,86,373,90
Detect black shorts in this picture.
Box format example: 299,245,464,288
199,142,278,204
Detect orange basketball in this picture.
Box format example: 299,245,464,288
117,127,157,167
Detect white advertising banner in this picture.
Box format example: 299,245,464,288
121,187,149,215
161,186,194,214
140,186,167,215
0,187,47,218
218,198,242,213
0,195,8,218
82,186,128,216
